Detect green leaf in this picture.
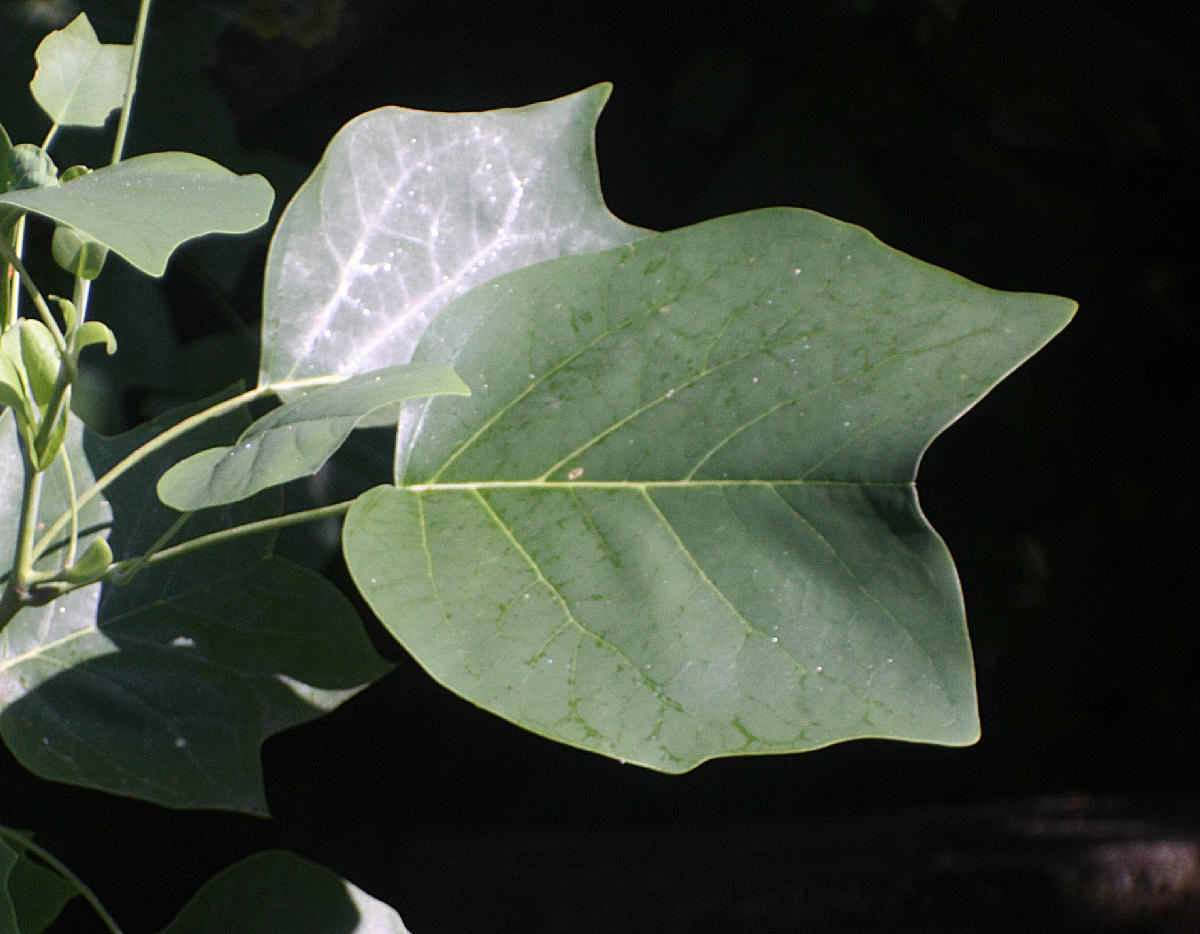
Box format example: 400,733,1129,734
343,208,1076,771
0,393,390,813
259,84,646,395
157,363,470,511
16,319,60,407
51,223,108,280
0,152,274,276
0,344,30,420
159,851,413,934
0,835,19,933
73,320,117,356
0,830,78,934
1,144,57,193
30,13,132,128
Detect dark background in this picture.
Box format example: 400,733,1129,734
2,0,1197,931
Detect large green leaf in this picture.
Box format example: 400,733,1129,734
30,13,132,129
157,363,470,511
259,84,646,392
0,396,389,813
159,851,412,934
343,208,1076,771
0,152,274,276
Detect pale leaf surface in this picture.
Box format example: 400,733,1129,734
259,84,646,391
29,13,132,129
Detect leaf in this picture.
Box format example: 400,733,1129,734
0,152,274,276
0,830,77,934
343,208,1076,771
159,851,413,934
157,363,470,511
0,393,390,814
259,83,646,394
30,13,132,128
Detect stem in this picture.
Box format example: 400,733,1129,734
11,457,44,592
0,234,67,349
31,376,337,563
106,500,354,579
32,383,271,561
109,510,191,584
61,445,80,567
0,827,127,934
110,0,154,165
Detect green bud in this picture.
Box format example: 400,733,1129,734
3,143,58,192
59,164,91,183
59,538,114,584
75,320,117,355
18,318,62,406
52,224,109,280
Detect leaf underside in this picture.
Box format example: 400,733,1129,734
259,83,646,397
344,207,1076,772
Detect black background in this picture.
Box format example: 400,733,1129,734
2,0,1197,931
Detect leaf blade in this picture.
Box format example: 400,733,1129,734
157,363,469,511
344,208,1075,770
30,13,132,128
0,395,389,814
259,83,647,390
0,152,274,276
160,851,413,934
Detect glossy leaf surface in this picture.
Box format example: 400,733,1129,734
344,208,1076,771
0,152,273,276
30,13,131,128
0,396,389,813
157,363,469,511
259,84,645,392
160,851,412,934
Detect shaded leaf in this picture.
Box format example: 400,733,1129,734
259,83,646,395
30,13,132,128
0,830,77,934
0,153,273,276
159,851,412,934
158,363,469,511
344,208,1075,771
0,393,389,813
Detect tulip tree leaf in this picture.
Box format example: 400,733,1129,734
160,851,413,934
30,13,132,128
0,830,78,934
157,363,470,511
343,207,1076,772
0,152,274,276
0,395,389,814
259,83,646,394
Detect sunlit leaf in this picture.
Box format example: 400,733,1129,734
259,84,646,394
30,13,132,128
344,208,1075,771
0,152,274,276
